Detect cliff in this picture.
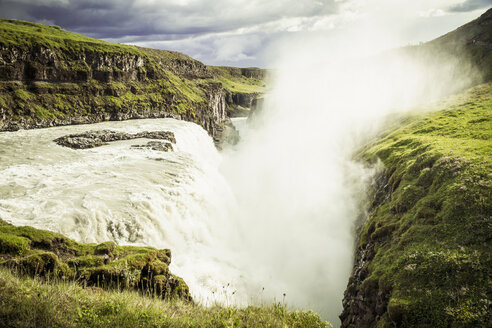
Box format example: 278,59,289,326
340,83,491,327
207,66,266,117
0,19,266,143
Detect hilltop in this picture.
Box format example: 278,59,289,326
399,8,492,83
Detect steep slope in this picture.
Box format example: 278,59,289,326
340,83,491,327
207,66,267,117
339,11,492,327
0,19,265,143
428,7,492,82
400,8,492,83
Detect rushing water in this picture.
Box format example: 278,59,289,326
0,118,246,302
0,115,375,323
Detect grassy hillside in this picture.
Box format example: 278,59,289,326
207,66,266,94
0,19,141,54
429,7,492,82
341,83,492,327
404,8,492,83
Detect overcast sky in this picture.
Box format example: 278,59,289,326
0,0,490,67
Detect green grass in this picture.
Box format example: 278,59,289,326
353,83,492,327
0,216,329,328
0,267,330,328
208,66,266,93
0,218,190,301
0,19,141,55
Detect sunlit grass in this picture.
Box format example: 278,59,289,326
0,267,331,328
208,66,266,93
352,82,491,327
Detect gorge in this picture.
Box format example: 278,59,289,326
0,8,491,328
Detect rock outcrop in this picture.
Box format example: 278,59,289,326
0,217,192,301
207,65,267,118
54,130,176,150
224,90,262,117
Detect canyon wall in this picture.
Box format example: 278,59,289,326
0,19,265,144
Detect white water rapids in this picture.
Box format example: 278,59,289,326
0,119,243,302
0,114,377,326
0,114,372,320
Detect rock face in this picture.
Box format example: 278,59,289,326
0,19,264,145
224,90,262,117
339,173,393,328
0,45,147,83
0,41,228,141
54,130,176,150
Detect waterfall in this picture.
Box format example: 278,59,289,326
0,41,475,325
0,118,241,301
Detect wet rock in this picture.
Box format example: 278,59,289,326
54,130,176,149
131,141,174,152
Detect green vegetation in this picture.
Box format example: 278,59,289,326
0,267,329,328
0,217,329,328
0,19,266,131
355,83,492,327
0,19,141,55
208,66,266,94
0,218,190,301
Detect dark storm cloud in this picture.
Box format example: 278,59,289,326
1,0,486,66
448,0,491,12
0,0,341,39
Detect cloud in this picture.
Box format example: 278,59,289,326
419,8,447,17
447,0,491,12
0,0,488,66
0,0,342,39
0,0,349,66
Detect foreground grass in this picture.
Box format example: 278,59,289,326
346,83,492,327
0,267,330,328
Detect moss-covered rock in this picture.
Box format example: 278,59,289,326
0,220,191,302
94,241,116,257
0,232,30,255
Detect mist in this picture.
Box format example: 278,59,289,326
0,3,483,327
219,17,478,324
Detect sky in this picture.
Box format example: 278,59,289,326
0,0,490,67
